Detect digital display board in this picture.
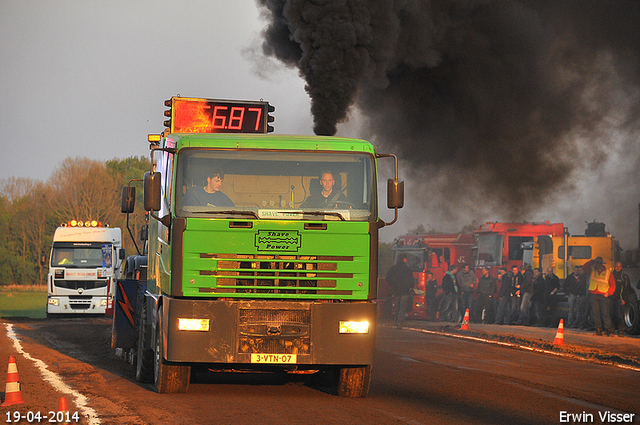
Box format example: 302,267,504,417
166,97,270,134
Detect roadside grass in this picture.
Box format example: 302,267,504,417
0,285,48,318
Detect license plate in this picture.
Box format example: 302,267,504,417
250,354,297,364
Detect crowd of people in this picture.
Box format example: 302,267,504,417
386,256,638,336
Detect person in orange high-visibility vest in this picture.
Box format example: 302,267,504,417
581,257,616,336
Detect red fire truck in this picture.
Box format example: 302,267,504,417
474,221,565,277
385,234,475,320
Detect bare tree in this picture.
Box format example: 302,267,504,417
48,157,121,226
0,177,52,285
25,182,54,283
0,177,37,203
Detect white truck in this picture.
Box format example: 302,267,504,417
46,222,123,315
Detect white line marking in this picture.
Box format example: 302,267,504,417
5,323,101,424
395,325,640,373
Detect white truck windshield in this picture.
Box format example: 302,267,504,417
51,247,104,268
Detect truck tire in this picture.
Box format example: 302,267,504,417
153,308,191,393
135,301,154,383
623,295,640,335
336,365,371,398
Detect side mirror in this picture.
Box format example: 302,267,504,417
144,171,161,212
387,179,405,209
121,186,136,213
375,153,404,228
119,249,126,260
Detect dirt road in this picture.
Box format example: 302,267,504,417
1,318,149,424
2,316,639,425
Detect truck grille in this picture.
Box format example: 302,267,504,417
68,296,93,309
54,280,108,290
237,307,311,355
239,308,311,324
198,254,353,296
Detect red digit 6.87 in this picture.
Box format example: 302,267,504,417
212,105,263,131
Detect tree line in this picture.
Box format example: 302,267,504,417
0,156,150,286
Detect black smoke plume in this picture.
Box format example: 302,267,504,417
257,0,640,215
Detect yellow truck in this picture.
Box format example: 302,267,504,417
533,234,620,280
523,232,640,334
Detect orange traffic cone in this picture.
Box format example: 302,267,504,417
56,396,69,424
553,319,565,345
58,397,69,413
1,356,24,406
460,308,470,330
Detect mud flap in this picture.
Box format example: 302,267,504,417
111,279,144,353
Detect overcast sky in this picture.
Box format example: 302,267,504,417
2,1,639,249
0,0,313,181
0,1,407,240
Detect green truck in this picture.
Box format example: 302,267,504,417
113,97,403,397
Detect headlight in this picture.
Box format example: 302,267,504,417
339,320,369,334
178,318,210,332
48,298,59,306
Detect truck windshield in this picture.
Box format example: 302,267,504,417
176,149,376,221
475,234,504,267
394,250,424,272
51,247,104,268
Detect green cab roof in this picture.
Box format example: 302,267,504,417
166,133,376,154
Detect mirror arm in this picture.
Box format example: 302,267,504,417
148,212,172,229
377,207,399,228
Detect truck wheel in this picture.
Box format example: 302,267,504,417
153,309,191,393
624,296,640,335
135,301,154,383
336,365,371,397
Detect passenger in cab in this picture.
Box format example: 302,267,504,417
184,168,235,207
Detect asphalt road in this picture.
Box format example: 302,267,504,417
1,317,639,425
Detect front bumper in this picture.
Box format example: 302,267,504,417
47,296,106,314
159,298,376,366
